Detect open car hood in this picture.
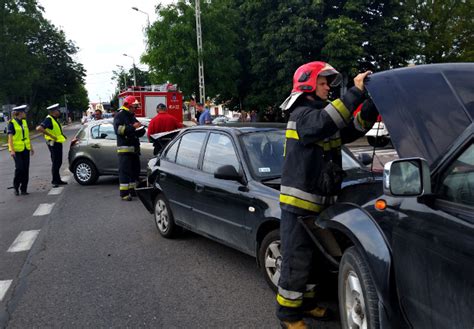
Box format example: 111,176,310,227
366,63,474,166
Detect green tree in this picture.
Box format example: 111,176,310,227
142,0,241,102
0,0,88,123
408,0,474,63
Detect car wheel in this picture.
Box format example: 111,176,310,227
154,194,179,238
73,159,98,185
339,247,380,329
258,229,281,292
367,136,389,148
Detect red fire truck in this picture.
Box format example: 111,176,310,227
118,84,183,123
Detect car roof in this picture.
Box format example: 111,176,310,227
187,122,286,134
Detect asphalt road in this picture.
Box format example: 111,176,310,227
0,124,345,328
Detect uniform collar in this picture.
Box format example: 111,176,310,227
121,106,130,112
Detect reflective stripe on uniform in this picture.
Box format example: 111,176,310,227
285,130,299,140
286,121,297,130
280,186,330,205
304,284,317,298
280,194,323,213
117,146,135,153
129,182,136,188
118,125,126,135
120,184,129,191
277,287,303,308
323,99,350,129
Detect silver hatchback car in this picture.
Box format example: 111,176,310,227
68,118,154,185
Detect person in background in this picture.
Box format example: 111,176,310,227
250,110,258,122
36,103,68,188
198,106,212,125
8,105,34,195
113,96,145,201
94,109,103,120
147,103,183,141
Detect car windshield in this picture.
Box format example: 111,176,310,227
240,130,285,180
241,130,363,180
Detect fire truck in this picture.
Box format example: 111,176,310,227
118,83,183,123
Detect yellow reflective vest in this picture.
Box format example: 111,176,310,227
9,119,31,152
44,115,66,143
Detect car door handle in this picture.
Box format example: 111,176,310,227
91,144,100,148
195,184,204,193
159,173,167,180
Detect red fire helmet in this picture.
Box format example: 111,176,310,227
124,95,140,107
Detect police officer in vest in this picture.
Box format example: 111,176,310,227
7,105,34,196
113,96,145,201
36,103,68,188
277,62,379,329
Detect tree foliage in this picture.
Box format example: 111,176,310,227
0,0,88,122
143,0,241,103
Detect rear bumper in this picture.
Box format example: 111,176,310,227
135,181,157,214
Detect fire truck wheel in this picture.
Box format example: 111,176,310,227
73,159,99,185
367,136,390,148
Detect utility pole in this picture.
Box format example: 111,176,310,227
195,0,205,105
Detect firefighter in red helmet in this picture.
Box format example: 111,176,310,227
113,95,145,201
277,62,379,329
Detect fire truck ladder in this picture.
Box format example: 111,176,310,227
195,0,206,105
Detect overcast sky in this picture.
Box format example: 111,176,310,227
39,0,174,103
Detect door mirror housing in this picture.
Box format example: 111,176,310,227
214,165,244,184
383,158,431,197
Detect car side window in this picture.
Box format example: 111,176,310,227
437,143,474,206
202,133,240,174
90,125,100,139
165,139,180,162
99,124,116,140
175,132,207,169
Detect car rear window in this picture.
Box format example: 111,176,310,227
240,130,285,179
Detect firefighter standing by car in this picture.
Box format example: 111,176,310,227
113,95,146,201
36,103,68,187
277,62,379,329
7,105,34,195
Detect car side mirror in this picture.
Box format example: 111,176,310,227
100,133,108,139
214,165,244,184
383,158,431,197
357,153,373,166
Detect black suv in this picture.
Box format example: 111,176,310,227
303,63,474,328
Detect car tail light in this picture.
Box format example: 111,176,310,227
70,137,79,147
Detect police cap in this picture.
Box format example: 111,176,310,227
12,105,28,112
47,103,60,111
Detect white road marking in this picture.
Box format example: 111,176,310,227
0,280,13,302
33,203,55,216
48,187,64,195
7,230,40,253
62,175,71,182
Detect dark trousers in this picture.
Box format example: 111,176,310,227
47,142,63,184
13,150,30,192
277,209,318,322
118,153,140,197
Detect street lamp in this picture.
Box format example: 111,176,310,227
131,7,150,28
123,54,137,87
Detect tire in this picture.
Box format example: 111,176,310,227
154,194,179,238
73,159,98,185
258,229,281,292
367,136,389,148
338,247,380,329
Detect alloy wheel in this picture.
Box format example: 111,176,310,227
264,239,282,287
344,270,367,329
76,162,91,182
155,199,170,233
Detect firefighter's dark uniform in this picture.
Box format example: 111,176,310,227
277,87,378,322
8,117,31,195
113,106,145,199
